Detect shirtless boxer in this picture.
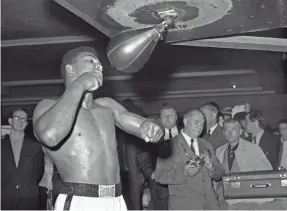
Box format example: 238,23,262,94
32,46,163,211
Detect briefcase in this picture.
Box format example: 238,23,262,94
223,170,287,199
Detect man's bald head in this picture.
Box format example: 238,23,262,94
183,109,205,138
184,109,204,121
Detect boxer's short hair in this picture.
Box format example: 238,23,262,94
60,46,98,79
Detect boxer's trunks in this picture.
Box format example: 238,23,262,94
54,182,127,211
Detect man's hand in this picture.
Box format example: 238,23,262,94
74,69,103,92
184,164,201,176
202,154,214,171
140,119,163,143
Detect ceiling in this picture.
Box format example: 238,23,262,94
1,0,287,120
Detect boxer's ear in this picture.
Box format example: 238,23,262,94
65,64,75,75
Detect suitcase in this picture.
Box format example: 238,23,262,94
223,170,287,199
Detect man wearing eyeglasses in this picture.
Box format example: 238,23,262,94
1,108,45,210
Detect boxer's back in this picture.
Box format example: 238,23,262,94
45,105,121,185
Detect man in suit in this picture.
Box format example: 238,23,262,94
1,108,45,210
156,109,224,210
136,104,182,210
245,110,280,169
233,112,252,142
122,98,147,210
216,118,273,173
200,102,228,150
216,119,273,209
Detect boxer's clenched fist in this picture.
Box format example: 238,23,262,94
74,66,103,92
140,119,163,143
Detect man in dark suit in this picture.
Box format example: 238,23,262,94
155,109,224,210
122,98,147,210
245,110,280,169
233,112,252,142
136,104,182,210
200,102,228,150
1,108,45,210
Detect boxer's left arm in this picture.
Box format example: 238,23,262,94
94,97,163,143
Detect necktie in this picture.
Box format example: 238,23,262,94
190,139,195,153
169,129,172,139
228,145,236,171
252,136,257,144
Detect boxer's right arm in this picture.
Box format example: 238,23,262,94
33,82,85,147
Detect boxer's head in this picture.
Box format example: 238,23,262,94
183,109,205,139
61,46,103,87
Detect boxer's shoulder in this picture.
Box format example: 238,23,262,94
94,97,126,112
94,97,117,106
33,99,58,122
35,99,57,109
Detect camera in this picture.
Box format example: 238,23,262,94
186,156,205,168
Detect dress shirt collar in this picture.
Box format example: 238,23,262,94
209,123,219,135
164,126,178,140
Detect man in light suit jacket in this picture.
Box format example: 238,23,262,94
216,119,273,173
155,109,224,210
215,119,273,209
200,102,228,150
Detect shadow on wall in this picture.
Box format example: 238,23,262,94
131,43,180,100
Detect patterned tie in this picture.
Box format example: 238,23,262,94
169,129,172,139
190,139,195,153
228,145,235,171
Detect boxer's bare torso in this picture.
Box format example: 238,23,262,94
33,51,162,188
41,100,120,185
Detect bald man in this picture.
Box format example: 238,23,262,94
156,109,224,210
33,47,163,211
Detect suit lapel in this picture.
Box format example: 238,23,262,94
222,145,229,173
209,126,220,143
2,136,17,170
258,131,266,148
17,137,31,170
234,140,246,172
197,138,207,156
